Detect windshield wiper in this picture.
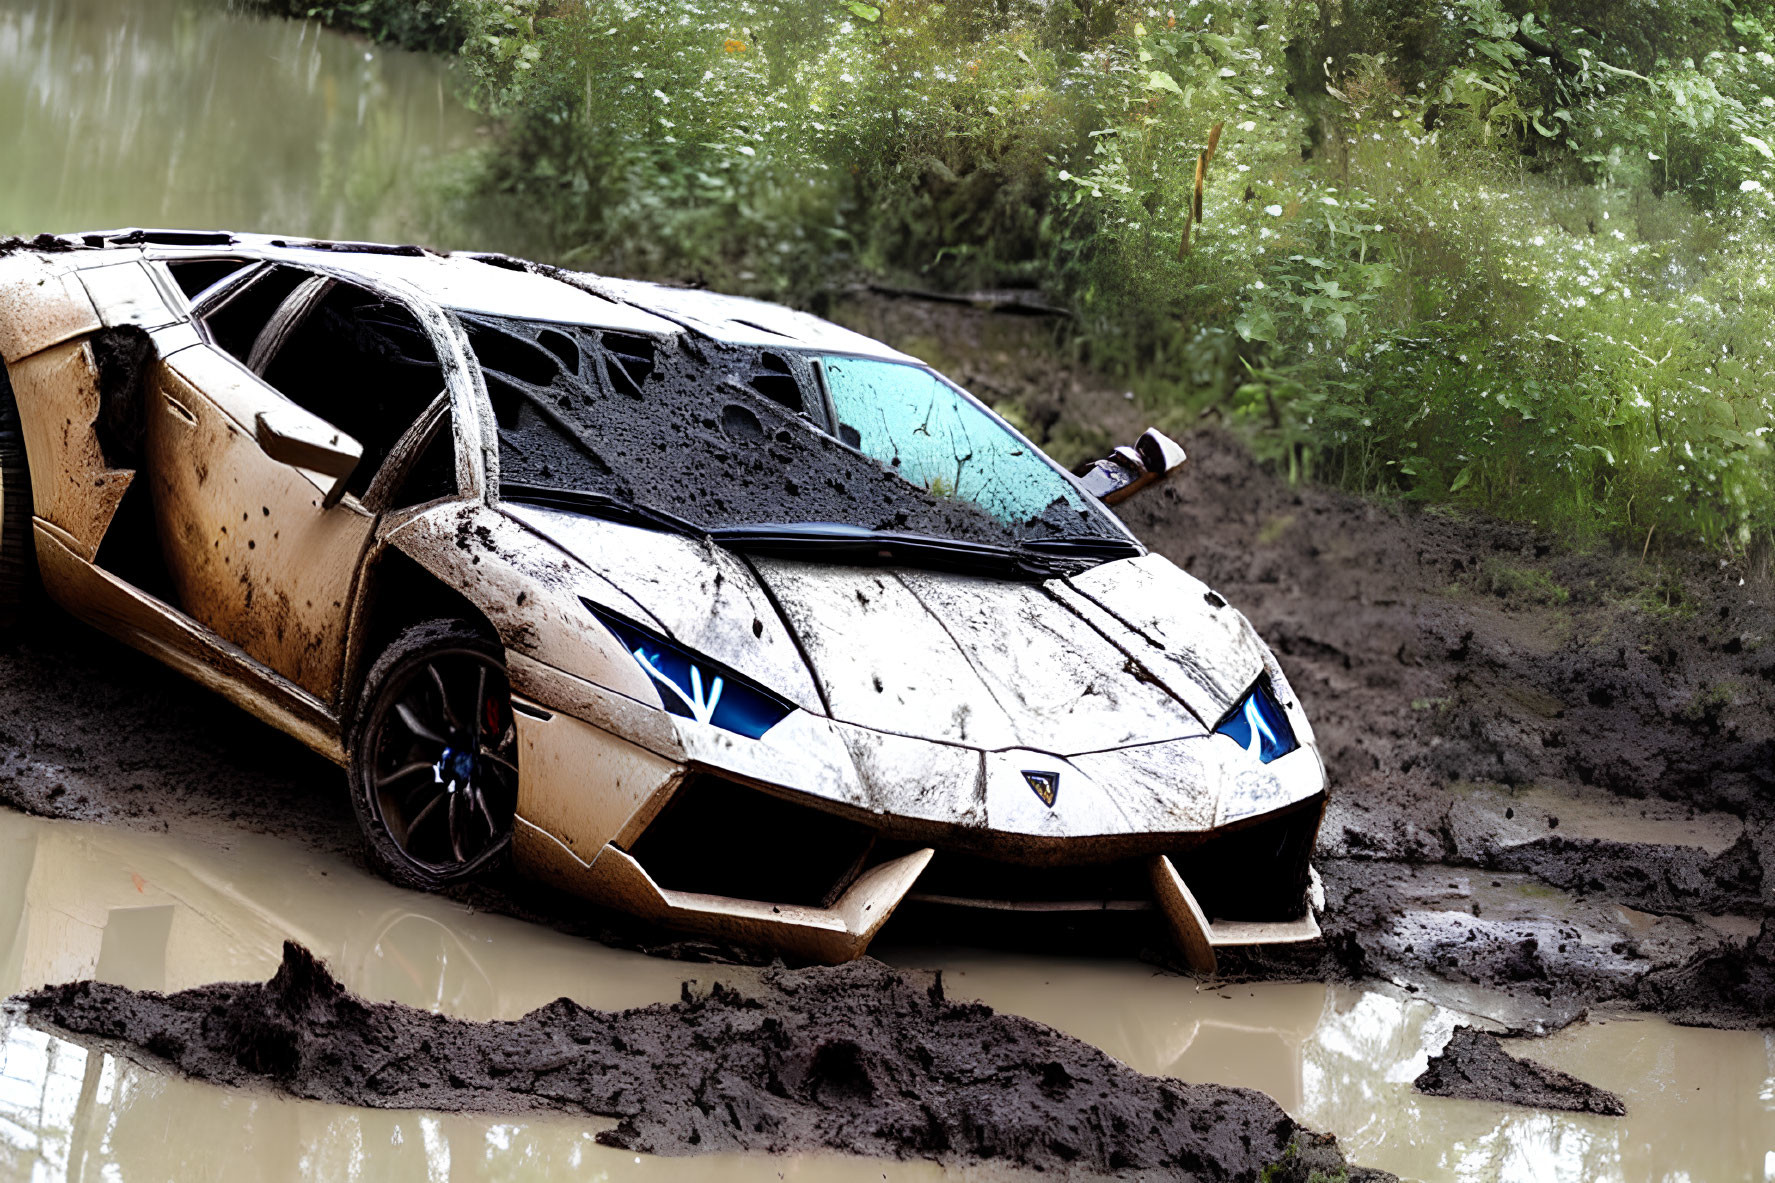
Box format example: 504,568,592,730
709,522,1099,579
499,483,701,538
495,493,1136,576
1018,535,1143,561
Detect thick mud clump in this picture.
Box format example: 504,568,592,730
1636,917,1775,1029
23,942,1391,1182
0,233,78,255
1414,1026,1626,1115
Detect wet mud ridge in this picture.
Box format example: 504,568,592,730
1412,1025,1625,1115
22,942,1393,1182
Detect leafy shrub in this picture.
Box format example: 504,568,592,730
290,0,1775,554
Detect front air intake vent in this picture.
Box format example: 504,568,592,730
1175,797,1322,922
908,853,1152,909
623,775,877,908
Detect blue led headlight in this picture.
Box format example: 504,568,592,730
582,600,795,740
1214,678,1298,764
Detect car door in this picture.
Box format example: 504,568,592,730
147,264,446,705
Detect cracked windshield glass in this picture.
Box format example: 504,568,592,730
821,355,1094,528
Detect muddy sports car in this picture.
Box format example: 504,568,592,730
0,229,1325,970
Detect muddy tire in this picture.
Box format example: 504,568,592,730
348,619,518,891
0,360,36,630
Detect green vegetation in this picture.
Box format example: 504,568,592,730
258,0,1775,556
1630,568,1698,618
1479,559,1571,604
1259,1140,1350,1183
240,0,469,53
1681,681,1737,724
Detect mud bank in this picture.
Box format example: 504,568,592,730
1152,426,1775,1029
23,942,1388,1181
1412,1025,1625,1115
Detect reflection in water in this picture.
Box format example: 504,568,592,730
891,949,1775,1183
1300,988,1770,1182
0,811,994,1182
0,0,486,245
0,802,1767,1179
0,810,1770,1180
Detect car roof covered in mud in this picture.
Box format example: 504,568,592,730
64,229,918,363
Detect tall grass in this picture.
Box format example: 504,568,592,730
260,0,1775,554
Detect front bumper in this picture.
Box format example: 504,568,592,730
506,657,1328,964
505,651,1326,851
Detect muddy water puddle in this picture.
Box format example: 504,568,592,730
896,949,1775,1182
0,809,1769,1182
0,809,998,1182
0,0,486,244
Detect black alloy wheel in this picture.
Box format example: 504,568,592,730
349,619,518,890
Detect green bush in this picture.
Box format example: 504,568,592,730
293,0,1775,554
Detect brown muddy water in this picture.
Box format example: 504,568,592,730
0,0,486,244
1,808,1770,1182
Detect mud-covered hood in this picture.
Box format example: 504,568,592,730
747,553,1272,754
503,505,1267,756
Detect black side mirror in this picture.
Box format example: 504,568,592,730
1074,428,1187,505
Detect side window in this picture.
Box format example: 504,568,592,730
820,356,1086,525
257,282,447,498
198,266,309,364
391,414,459,508
367,396,459,511
166,258,252,302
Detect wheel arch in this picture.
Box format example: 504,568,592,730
344,542,501,725
373,501,665,713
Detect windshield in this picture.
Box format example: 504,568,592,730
467,315,1129,562
820,355,1099,529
